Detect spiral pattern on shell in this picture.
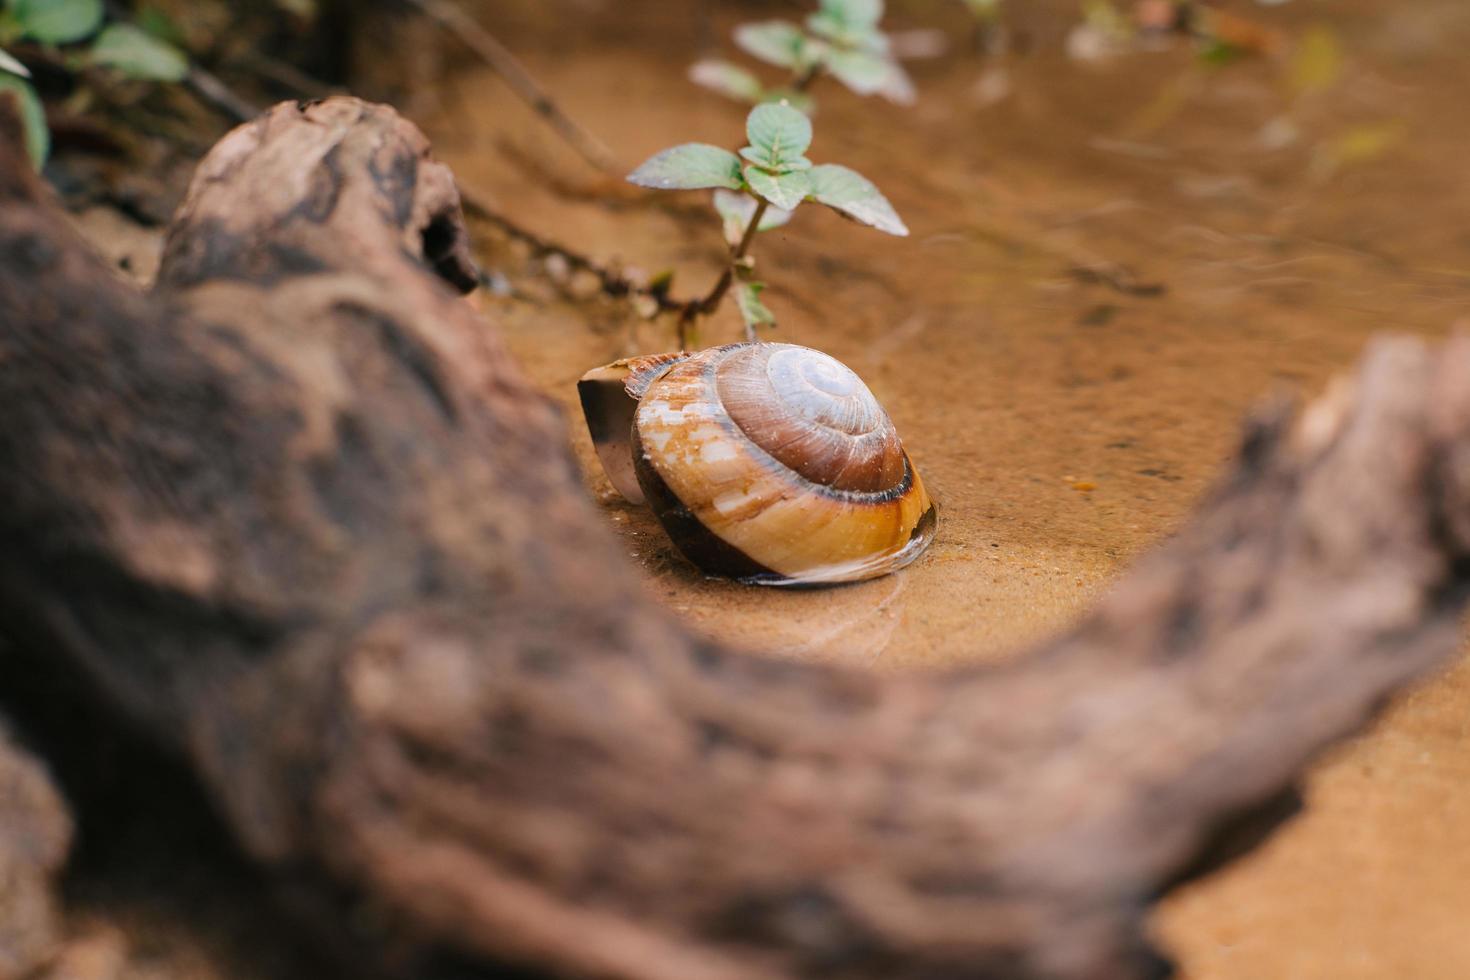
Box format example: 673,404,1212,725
715,344,908,495
620,343,935,585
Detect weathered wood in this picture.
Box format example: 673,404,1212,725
1,98,1468,980
0,720,71,980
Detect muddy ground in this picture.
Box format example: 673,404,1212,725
413,1,1470,977
57,0,1470,976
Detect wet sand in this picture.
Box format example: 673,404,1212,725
421,1,1470,974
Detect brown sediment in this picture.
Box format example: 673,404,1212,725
427,0,1470,975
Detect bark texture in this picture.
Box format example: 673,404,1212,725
2,98,1469,980
0,721,71,980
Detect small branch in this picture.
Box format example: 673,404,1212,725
0,724,72,980
401,0,621,177
457,182,685,314
97,1,261,125
182,65,260,126
462,177,769,351
1067,262,1167,297
236,52,341,101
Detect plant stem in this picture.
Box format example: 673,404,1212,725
669,56,817,349
678,197,769,349
735,198,769,264
667,59,819,347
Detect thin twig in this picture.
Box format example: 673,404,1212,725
457,183,685,315
432,22,817,346
183,66,260,125
436,11,820,345
97,0,261,125
459,182,774,351
400,0,620,176
237,52,341,101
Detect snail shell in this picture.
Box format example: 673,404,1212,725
577,343,936,586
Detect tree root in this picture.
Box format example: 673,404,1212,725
0,720,71,980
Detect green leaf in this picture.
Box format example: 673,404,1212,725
742,102,812,172
806,12,854,46
735,281,776,332
13,0,102,44
627,143,744,191
0,72,48,168
807,0,885,48
823,0,884,30
822,48,886,94
733,20,809,69
738,146,811,173
713,189,792,246
0,46,29,77
136,7,186,45
745,166,811,211
89,24,188,81
688,59,763,103
808,164,907,236
0,10,21,47
877,60,915,104
823,48,914,104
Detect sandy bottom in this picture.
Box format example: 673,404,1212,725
414,1,1470,974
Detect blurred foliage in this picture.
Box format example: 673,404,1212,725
691,0,916,110
0,0,196,165
0,68,46,163
0,0,364,173
1288,24,1342,97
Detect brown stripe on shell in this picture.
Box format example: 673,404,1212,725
630,422,783,582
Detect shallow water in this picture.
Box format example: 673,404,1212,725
422,1,1470,974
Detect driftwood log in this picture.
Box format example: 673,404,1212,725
0,725,71,978
2,97,1469,980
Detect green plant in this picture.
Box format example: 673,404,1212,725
628,101,906,348
690,0,914,110
0,0,189,167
